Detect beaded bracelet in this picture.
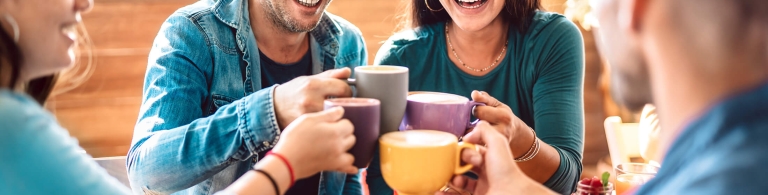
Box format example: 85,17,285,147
514,126,540,162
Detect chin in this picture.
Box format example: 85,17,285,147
610,73,653,112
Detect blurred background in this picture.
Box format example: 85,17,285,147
48,0,641,178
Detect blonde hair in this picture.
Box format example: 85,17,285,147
51,23,94,97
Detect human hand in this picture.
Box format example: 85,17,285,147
470,90,526,142
274,68,353,129
437,121,518,195
270,107,358,179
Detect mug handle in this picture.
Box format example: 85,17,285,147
454,142,477,174
466,101,486,129
346,78,357,97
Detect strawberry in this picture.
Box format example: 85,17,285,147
576,172,612,195
589,176,603,190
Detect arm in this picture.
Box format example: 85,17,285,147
438,122,559,195
214,156,292,195
470,17,585,194
526,17,585,193
127,14,280,194
0,95,131,195
216,108,358,195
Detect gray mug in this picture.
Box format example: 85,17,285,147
346,65,409,135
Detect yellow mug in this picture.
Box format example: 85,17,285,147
379,130,477,195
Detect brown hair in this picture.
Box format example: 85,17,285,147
0,28,59,105
398,0,542,33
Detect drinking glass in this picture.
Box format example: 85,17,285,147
614,163,659,195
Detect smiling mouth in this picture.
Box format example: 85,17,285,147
297,0,320,7
62,24,78,41
455,0,488,9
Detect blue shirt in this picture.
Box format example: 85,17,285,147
128,0,368,194
0,90,131,195
637,82,768,195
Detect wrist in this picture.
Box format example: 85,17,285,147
271,84,288,130
254,156,292,194
266,151,296,187
509,123,534,157
509,122,538,160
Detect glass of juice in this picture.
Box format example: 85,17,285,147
614,163,659,195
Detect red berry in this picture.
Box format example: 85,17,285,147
589,176,603,193
579,178,591,185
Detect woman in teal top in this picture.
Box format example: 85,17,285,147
0,0,359,194
367,0,584,194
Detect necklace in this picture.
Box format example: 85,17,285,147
445,24,509,72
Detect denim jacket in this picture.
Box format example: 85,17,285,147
126,0,367,194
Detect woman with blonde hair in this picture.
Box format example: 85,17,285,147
0,0,357,194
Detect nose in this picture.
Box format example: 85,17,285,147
74,0,93,13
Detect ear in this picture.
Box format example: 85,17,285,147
618,0,650,34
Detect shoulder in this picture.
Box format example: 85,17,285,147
0,90,57,146
525,11,582,44
321,12,368,65
386,23,442,50
169,0,217,19
324,12,364,41
644,131,768,195
374,23,442,64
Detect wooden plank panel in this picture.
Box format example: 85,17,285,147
49,97,140,157
83,0,195,49
54,54,148,101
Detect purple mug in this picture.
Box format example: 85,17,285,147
400,92,485,138
324,98,381,168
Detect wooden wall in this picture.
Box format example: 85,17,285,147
51,0,608,168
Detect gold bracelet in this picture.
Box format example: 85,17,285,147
514,126,539,162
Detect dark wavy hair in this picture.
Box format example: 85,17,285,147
399,0,541,33
0,29,58,105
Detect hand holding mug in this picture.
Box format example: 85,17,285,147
470,90,527,143
437,121,529,195
270,107,358,179
274,68,354,129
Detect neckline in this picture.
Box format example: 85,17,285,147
438,22,512,80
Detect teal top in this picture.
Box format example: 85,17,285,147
368,11,585,194
0,90,131,195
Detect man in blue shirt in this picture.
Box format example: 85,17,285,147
437,0,768,194
126,0,368,194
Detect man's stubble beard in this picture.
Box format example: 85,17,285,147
262,0,331,33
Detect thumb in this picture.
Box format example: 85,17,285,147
463,120,491,145
316,67,352,79
308,106,345,122
465,121,507,149
471,90,504,108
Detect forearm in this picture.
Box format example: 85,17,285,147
509,128,582,194
220,156,292,195
128,87,280,194
509,127,561,184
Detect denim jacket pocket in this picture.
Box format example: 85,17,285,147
210,94,238,114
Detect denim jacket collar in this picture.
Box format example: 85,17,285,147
211,0,343,93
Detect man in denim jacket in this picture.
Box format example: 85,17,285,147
126,0,367,194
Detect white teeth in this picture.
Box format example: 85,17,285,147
298,0,320,6
63,25,77,40
455,0,486,9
